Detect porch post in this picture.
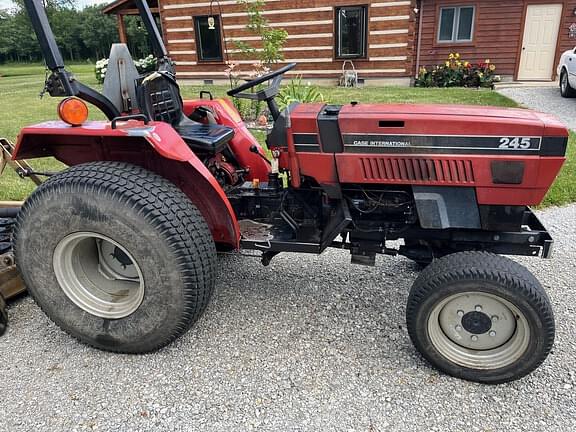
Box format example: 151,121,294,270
117,14,128,44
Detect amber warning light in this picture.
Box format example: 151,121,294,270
58,97,88,126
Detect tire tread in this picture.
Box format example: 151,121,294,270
406,251,555,383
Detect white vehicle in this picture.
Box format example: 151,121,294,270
558,47,576,97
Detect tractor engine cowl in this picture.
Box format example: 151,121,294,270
270,102,567,208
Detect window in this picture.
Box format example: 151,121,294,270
335,6,367,58
438,6,475,43
194,15,223,61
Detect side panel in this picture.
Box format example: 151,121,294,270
336,153,565,206
277,103,339,188
13,120,240,248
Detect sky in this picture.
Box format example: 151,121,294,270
0,0,110,11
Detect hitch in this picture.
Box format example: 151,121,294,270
0,138,44,186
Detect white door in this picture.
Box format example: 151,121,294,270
518,4,563,80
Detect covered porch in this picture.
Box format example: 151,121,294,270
102,0,160,45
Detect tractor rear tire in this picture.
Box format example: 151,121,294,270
406,251,554,384
14,162,216,353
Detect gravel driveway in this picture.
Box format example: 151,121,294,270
1,204,575,432
498,85,576,130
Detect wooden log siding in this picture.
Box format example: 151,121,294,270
159,0,417,79
417,0,576,79
555,0,576,79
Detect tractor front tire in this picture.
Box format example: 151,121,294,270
15,162,216,353
406,251,554,384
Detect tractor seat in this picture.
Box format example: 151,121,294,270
137,71,234,154
173,118,235,152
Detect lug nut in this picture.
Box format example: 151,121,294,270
475,305,482,312
491,315,499,322
471,335,478,342
455,325,462,332
457,310,464,317
489,331,496,337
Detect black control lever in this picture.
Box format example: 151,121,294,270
249,145,272,166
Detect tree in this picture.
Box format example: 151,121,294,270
0,1,121,63
233,0,288,65
125,16,152,59
80,6,118,59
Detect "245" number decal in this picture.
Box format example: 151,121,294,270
498,137,533,149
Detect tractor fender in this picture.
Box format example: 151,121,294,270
13,120,241,248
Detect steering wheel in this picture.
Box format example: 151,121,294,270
227,63,297,120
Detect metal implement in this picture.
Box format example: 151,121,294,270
0,206,26,336
0,138,42,335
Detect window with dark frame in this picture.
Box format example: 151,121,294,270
335,6,368,59
194,15,223,62
438,6,475,43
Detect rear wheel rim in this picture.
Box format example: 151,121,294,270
427,291,530,370
53,232,144,319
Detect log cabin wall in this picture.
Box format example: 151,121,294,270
159,0,418,84
556,0,576,71
417,0,576,80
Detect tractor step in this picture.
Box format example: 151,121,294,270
239,218,322,254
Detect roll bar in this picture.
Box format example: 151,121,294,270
23,0,174,119
24,0,120,119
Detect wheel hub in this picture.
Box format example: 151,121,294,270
461,311,492,334
429,292,530,369
53,232,144,319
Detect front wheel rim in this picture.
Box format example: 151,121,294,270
53,232,145,319
427,291,530,370
562,74,568,92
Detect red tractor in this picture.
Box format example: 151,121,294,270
6,0,567,383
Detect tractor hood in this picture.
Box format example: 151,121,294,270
285,103,568,157
337,103,568,140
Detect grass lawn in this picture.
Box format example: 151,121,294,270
0,62,573,207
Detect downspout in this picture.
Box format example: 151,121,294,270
415,0,424,79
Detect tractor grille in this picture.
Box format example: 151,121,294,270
359,157,475,184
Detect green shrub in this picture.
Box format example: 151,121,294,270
95,58,108,84
278,76,324,110
415,53,500,89
94,55,157,84
134,54,157,74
